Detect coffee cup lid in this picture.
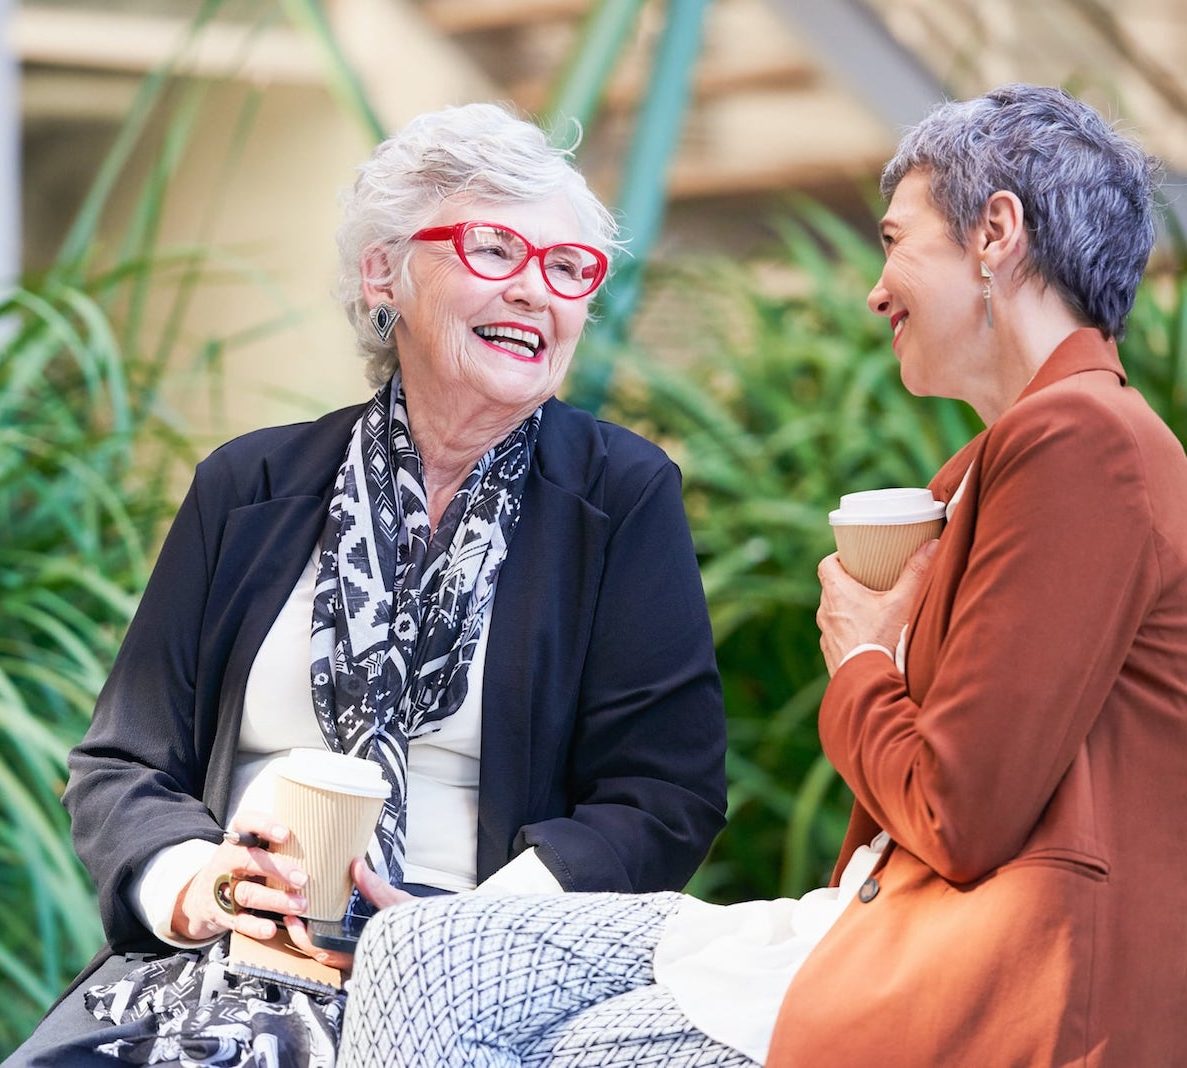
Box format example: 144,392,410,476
279,748,391,798
828,487,946,526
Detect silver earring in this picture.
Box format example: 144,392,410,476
980,262,994,328
369,302,399,343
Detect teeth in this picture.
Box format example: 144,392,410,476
474,325,542,357
498,339,536,358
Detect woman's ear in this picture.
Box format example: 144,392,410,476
979,190,1027,272
360,244,398,309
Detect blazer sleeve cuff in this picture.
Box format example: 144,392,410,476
513,819,634,892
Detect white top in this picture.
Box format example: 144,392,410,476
655,834,888,1064
131,551,560,946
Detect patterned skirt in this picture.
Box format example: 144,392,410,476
81,936,344,1067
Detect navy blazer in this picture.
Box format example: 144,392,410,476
65,397,728,952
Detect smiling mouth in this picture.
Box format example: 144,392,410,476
890,311,908,346
474,324,544,361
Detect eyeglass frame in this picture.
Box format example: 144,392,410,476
410,221,609,299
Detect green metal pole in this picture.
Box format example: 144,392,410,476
544,0,647,138
596,0,710,341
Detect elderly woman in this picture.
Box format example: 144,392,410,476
771,83,1184,1065
333,84,1187,1068
11,103,727,1066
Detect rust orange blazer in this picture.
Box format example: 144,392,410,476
768,329,1187,1066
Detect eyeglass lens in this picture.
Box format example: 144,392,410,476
460,225,601,297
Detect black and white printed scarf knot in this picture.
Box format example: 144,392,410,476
310,372,541,919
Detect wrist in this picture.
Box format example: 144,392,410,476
172,875,216,941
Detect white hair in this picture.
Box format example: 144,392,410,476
336,102,621,386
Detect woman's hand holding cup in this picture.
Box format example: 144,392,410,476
175,751,404,970
170,810,309,942
817,486,945,675
264,748,400,970
283,857,415,972
817,538,940,676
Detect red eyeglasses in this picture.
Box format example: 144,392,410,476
411,221,608,299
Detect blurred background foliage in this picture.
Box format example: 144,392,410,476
6,1,1187,1056
0,12,293,1050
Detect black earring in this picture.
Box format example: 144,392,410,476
369,302,399,343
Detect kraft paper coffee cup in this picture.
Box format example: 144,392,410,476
829,488,945,591
267,748,390,922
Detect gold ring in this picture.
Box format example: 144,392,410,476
213,872,239,915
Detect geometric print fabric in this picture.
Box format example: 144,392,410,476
82,935,344,1067
338,893,758,1067
310,373,540,920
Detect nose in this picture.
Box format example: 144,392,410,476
503,257,550,309
867,272,892,317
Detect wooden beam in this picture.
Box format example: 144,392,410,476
20,69,140,121
579,145,887,201
510,57,818,113
664,153,887,199
685,60,817,101
11,7,323,83
419,0,593,34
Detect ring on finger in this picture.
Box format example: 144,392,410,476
213,872,240,915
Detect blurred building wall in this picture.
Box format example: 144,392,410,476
1,0,18,300
15,0,495,448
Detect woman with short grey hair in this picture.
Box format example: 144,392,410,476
337,84,1186,1068
878,82,1155,343
781,83,1181,1063
10,102,727,1066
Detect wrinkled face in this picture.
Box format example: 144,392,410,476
867,169,984,400
393,194,595,421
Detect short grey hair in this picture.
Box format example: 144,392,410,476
337,102,620,386
881,84,1162,339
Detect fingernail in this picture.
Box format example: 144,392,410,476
272,825,288,841
316,953,328,963
289,870,307,887
291,897,307,912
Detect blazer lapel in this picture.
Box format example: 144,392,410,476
475,402,611,879
900,434,989,694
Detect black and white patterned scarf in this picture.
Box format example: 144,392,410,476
310,371,540,921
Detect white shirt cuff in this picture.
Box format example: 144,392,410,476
130,839,222,948
471,847,564,895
